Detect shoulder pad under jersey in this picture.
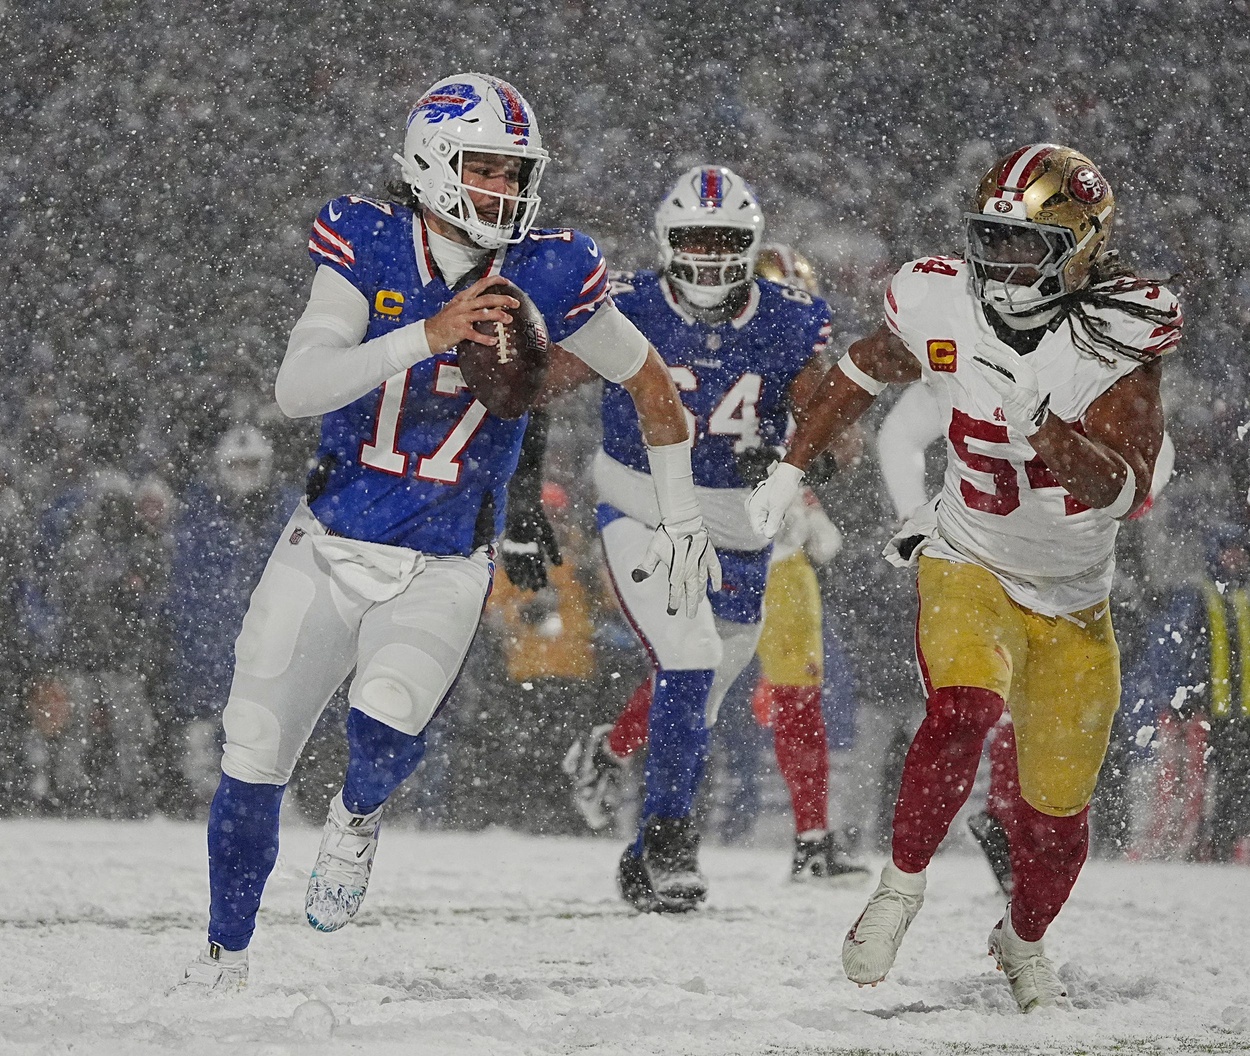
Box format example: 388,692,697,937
519,228,610,342
307,194,401,284
884,256,967,339
1081,277,1183,359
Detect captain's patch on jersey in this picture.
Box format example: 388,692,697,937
927,339,958,373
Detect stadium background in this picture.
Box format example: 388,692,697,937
2,0,1247,853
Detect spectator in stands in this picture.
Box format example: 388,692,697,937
28,471,169,815
1126,522,1250,862
166,425,299,813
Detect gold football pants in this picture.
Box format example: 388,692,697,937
757,551,823,688
915,556,1120,817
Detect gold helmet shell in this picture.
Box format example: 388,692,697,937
754,243,820,295
971,143,1115,304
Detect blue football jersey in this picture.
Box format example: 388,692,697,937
601,271,832,488
302,194,612,555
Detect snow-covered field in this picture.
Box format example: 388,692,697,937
5,815,1249,1056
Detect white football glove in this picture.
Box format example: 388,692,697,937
745,461,805,540
972,339,1051,437
632,518,723,618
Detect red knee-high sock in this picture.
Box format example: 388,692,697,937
892,685,1004,873
1009,802,1089,942
606,674,654,759
771,684,829,835
986,717,1020,832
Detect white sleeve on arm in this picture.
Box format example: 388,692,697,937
557,302,650,383
876,383,945,520
274,266,434,418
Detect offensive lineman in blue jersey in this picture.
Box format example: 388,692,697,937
525,167,837,911
180,74,719,988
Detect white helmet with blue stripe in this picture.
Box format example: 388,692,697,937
654,165,765,308
393,73,550,248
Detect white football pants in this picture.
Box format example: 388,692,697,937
600,514,763,725
220,501,492,785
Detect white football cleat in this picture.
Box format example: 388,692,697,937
305,790,383,932
562,724,625,831
177,942,248,991
988,905,1069,1012
842,862,926,986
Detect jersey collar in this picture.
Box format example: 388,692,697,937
413,213,440,287
413,213,508,288
660,276,760,329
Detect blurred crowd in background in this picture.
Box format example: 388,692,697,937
3,0,1248,862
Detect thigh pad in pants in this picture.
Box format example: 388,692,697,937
916,556,1120,816
221,502,362,785
349,550,492,736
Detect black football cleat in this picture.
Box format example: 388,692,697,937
967,810,1013,897
791,831,871,884
617,816,707,913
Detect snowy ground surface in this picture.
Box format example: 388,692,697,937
5,815,1249,1056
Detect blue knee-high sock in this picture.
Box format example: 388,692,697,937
207,774,285,951
635,668,715,851
342,708,428,815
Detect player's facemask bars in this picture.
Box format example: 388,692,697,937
965,215,1076,315
667,228,755,308
452,151,546,245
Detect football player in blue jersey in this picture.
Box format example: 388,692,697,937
528,167,839,911
179,74,720,988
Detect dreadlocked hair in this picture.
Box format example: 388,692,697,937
386,179,421,212
1060,252,1183,365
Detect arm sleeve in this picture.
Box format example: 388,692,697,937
876,383,945,520
274,266,433,418
557,301,650,384
507,409,549,521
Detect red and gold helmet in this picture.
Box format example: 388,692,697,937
754,243,820,296
965,143,1115,318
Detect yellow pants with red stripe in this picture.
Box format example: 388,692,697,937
915,556,1120,817
756,551,823,688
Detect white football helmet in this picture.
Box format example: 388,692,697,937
655,166,764,309
393,73,550,248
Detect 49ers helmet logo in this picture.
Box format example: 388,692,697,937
1069,166,1107,204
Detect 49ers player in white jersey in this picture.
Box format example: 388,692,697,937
747,143,1182,1012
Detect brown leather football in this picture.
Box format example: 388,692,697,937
455,279,549,419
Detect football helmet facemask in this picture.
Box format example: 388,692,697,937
655,166,765,309
394,73,550,248
965,143,1115,323
755,243,820,296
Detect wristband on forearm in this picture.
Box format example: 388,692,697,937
646,440,701,527
1101,460,1138,519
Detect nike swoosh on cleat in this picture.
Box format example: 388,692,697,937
356,845,369,858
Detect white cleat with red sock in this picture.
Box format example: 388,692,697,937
988,904,1069,1012
842,862,926,986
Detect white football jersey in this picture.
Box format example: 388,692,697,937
884,256,1181,615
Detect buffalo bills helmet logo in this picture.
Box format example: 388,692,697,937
408,83,481,127
1069,166,1107,204
488,78,531,145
